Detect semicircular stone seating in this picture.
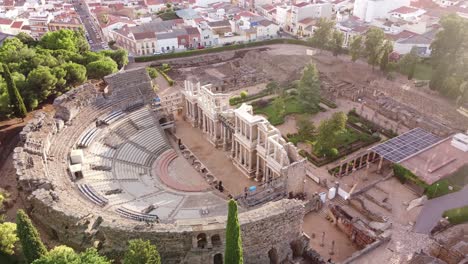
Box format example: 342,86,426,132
76,107,174,221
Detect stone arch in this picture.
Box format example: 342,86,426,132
268,248,279,264
290,240,303,258
197,233,207,249
213,253,223,264
211,234,222,247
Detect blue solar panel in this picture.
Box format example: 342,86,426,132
369,128,442,163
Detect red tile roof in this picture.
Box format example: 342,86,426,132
390,6,418,14
146,0,165,5
0,18,13,25
11,20,23,28
293,2,309,7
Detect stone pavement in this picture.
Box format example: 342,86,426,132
413,185,468,234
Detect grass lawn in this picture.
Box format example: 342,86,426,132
254,96,308,125
443,205,468,225
414,63,432,80
426,165,467,199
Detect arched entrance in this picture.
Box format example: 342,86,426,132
213,253,223,264
197,233,207,249
268,248,279,264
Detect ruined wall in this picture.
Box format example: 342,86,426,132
27,187,306,264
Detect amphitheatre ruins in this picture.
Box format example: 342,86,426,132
7,44,468,264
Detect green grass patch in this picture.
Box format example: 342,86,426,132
253,96,308,125
443,205,468,225
394,164,466,199
158,11,180,21
414,63,432,80
136,38,312,62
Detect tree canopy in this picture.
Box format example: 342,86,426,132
349,35,363,62
314,112,347,157
310,18,335,50
225,199,243,264
331,30,344,56
16,210,47,263
123,239,161,264
0,64,27,119
365,27,386,69
429,14,468,102
32,246,111,264
0,222,18,255
298,63,321,113
0,29,128,119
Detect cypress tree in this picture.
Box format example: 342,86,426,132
1,64,27,119
16,210,47,263
224,199,243,264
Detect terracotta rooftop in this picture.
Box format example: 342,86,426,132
391,6,419,14
0,17,13,25
10,20,23,28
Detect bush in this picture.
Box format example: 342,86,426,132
252,99,270,108
146,67,158,79
393,164,429,188
229,96,241,105
443,206,468,225
240,91,248,99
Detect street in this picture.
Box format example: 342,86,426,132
73,0,107,51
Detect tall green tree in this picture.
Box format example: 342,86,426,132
365,28,386,69
331,30,344,57
349,35,363,62
298,64,321,113
123,239,161,264
314,112,347,157
1,64,27,119
16,210,47,263
310,18,335,51
379,41,393,73
429,14,468,100
398,47,419,80
27,66,58,100
225,199,243,264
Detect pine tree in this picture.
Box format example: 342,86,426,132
16,210,47,263
1,64,27,119
298,64,321,113
224,200,243,264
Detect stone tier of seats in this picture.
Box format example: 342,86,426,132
116,207,159,222
78,184,108,207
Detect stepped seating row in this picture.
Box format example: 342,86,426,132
78,127,99,148
131,126,168,153
84,155,112,168
78,184,108,207
133,116,155,130
113,161,147,180
123,100,144,112
103,133,126,149
88,142,116,158
116,143,151,166
113,120,139,139
116,207,159,222
128,107,151,121
100,110,125,125
82,170,113,181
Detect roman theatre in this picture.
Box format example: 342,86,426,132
12,68,323,264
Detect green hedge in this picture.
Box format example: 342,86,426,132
229,90,271,106
320,98,337,109
158,69,174,86
135,39,313,62
443,205,468,225
393,164,429,188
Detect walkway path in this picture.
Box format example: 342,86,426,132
413,185,468,234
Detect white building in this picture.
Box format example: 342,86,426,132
353,0,411,22
193,0,230,8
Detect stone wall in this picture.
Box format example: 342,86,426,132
27,188,306,264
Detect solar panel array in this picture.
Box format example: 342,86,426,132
370,128,442,163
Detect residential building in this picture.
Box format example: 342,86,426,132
29,12,53,39
336,16,370,47
353,0,411,22
0,17,13,33
48,17,83,32
290,1,333,33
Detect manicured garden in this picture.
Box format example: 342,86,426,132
253,95,308,125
